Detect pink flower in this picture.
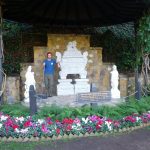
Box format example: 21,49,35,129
146,114,150,119
73,118,80,124
41,124,49,133
5,118,13,127
140,117,148,123
113,120,120,127
88,115,102,122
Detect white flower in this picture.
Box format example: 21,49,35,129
20,128,28,133
14,128,20,133
0,115,8,121
0,123,2,128
105,121,112,131
15,128,29,134
72,124,82,130
38,119,44,124
136,117,141,122
16,117,24,123
76,123,81,127
82,118,89,124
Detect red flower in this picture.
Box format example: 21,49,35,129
106,118,113,122
66,125,72,131
96,120,103,130
125,116,136,123
62,118,74,124
23,120,32,127
55,120,60,123
48,121,53,125
12,124,19,130
56,128,60,134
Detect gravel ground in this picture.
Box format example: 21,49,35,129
35,128,150,150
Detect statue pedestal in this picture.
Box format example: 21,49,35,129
74,79,90,94
111,89,120,99
57,79,74,95
24,98,29,103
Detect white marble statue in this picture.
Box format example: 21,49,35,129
56,41,90,95
63,41,82,57
56,41,88,79
24,66,36,103
110,65,120,99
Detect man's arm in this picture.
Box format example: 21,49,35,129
54,59,60,68
57,62,60,68
43,60,46,70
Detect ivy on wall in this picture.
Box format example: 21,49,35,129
137,10,150,89
137,11,150,53
2,21,33,75
92,26,136,73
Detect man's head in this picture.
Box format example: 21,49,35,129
47,52,52,59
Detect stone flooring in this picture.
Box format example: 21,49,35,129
34,94,124,107
22,94,124,108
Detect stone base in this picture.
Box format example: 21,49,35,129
57,79,74,95
111,89,120,99
24,98,29,103
74,79,90,94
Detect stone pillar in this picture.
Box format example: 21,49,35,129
3,76,20,103
119,74,128,97
29,85,37,115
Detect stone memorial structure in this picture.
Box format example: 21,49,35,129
56,41,90,95
18,34,132,101
110,65,120,99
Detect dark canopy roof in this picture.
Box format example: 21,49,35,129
2,0,150,27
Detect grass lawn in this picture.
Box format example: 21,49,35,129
0,141,54,150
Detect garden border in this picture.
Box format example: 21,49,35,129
0,122,150,142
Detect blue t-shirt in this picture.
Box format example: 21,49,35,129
44,59,56,75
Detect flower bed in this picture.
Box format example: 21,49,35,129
0,112,150,141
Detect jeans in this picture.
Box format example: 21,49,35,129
44,74,54,96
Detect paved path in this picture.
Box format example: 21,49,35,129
35,95,123,107
35,128,150,150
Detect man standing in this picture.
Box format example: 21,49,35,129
43,52,60,97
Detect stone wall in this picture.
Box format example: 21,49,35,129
3,76,20,103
